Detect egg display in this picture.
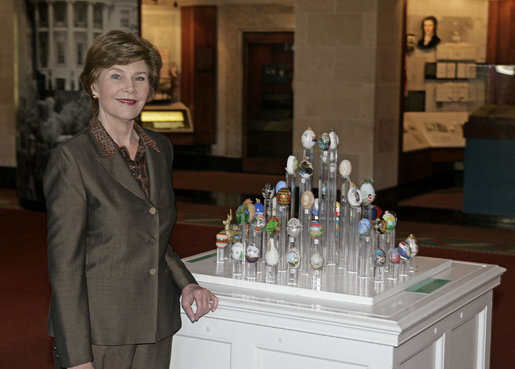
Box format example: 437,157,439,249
347,186,363,207
358,218,371,235
245,243,260,263
216,230,229,248
262,183,274,199
265,239,279,266
360,178,376,205
318,132,331,151
286,155,298,175
231,242,244,261
373,248,386,266
310,252,324,270
301,128,317,149
383,211,397,231
301,191,315,208
265,216,281,235
329,129,339,150
287,249,301,268
339,159,352,178
298,159,313,179
309,220,324,239
277,187,291,206
251,213,266,231
286,218,302,238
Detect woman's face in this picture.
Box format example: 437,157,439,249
91,60,150,125
423,20,435,36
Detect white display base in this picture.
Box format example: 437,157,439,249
171,252,505,369
186,252,452,305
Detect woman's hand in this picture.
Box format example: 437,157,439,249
181,284,218,322
68,363,94,369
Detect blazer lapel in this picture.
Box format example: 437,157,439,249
145,145,160,206
96,154,148,202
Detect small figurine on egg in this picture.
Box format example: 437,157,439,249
222,210,234,241
301,127,317,149
286,155,298,175
298,159,313,179
360,178,376,205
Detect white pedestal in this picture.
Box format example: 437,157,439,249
171,252,505,369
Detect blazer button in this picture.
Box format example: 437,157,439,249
149,207,157,215
149,268,157,276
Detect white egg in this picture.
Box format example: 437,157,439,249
301,128,317,149
347,186,363,207
329,129,339,150
339,160,352,178
286,155,298,175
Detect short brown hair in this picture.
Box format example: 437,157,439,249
80,30,162,110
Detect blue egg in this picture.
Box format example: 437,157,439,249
358,218,371,235
275,180,287,195
254,202,264,214
363,205,378,220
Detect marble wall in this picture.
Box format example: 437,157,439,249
0,0,16,167
294,0,402,189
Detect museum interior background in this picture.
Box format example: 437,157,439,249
0,0,514,367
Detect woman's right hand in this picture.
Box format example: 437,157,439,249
68,363,94,369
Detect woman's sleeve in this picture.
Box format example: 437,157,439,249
44,145,93,367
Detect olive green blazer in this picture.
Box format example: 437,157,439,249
44,125,196,368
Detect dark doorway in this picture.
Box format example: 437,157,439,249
243,32,294,174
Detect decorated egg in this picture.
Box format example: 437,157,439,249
358,218,371,235
262,183,274,199
373,248,386,266
287,218,303,238
339,160,352,178
310,252,324,270
301,191,315,209
277,187,291,206
265,238,279,266
383,211,397,231
363,204,380,220
360,178,376,205
329,129,339,150
406,234,419,256
298,159,313,179
347,186,363,207
275,180,287,195
245,242,260,263
231,242,244,261
336,201,340,217
312,198,319,217
216,230,229,248
287,249,301,268
390,247,400,264
301,127,317,149
254,199,264,214
309,220,324,239
374,218,387,234
265,215,281,235
398,241,411,260
318,132,331,151
286,155,298,175
251,213,266,231
236,203,250,224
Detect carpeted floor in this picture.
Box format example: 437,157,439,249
1,176,514,368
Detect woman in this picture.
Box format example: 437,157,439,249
417,15,441,50
44,30,217,369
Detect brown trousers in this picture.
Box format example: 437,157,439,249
54,336,172,369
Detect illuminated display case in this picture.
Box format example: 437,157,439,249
141,102,193,133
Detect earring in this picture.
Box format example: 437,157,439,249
92,94,98,99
